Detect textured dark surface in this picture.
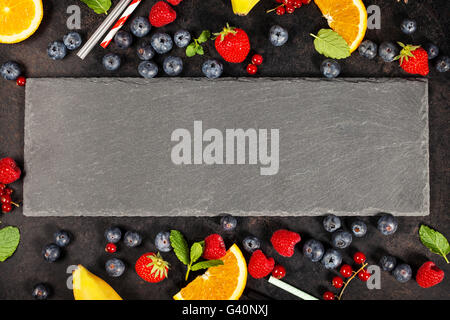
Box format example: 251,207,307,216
0,0,449,300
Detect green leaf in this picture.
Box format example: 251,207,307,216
190,241,204,264
186,43,197,57
0,226,20,262
197,30,211,44
191,259,224,271
170,230,190,265
419,225,450,263
80,0,112,15
196,46,204,55
310,29,350,60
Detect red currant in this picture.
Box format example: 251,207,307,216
0,184,5,191
246,64,258,75
285,4,295,13
353,252,366,264
4,188,13,195
2,203,12,213
0,194,11,205
323,291,335,300
251,54,263,66
282,0,293,5
332,276,344,289
301,0,311,4
358,269,371,282
340,264,353,278
16,76,26,87
276,6,286,15
271,264,286,279
105,243,117,253
293,0,302,8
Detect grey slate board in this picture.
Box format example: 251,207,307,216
24,78,429,217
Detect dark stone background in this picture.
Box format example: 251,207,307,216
0,0,448,300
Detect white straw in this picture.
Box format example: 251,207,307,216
268,276,319,300
77,0,132,60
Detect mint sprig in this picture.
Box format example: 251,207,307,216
80,0,112,15
0,226,20,262
419,225,450,264
170,230,223,280
186,30,211,57
310,29,350,59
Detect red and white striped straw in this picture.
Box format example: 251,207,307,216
100,0,143,49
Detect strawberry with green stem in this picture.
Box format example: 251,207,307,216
395,42,429,76
213,23,250,63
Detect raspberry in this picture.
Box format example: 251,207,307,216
270,229,301,257
203,234,227,260
248,250,275,279
416,261,445,288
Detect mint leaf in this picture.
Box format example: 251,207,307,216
185,30,210,58
80,0,111,15
419,225,450,263
190,241,204,264
196,46,204,55
191,259,224,271
186,43,197,57
0,226,20,262
310,29,350,59
197,30,211,44
170,230,190,265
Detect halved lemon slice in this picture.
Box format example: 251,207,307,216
173,244,247,300
0,0,44,44
314,0,367,52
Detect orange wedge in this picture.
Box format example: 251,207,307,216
0,0,43,44
173,244,247,300
314,0,367,52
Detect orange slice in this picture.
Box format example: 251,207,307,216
0,0,43,44
314,0,367,52
173,244,247,300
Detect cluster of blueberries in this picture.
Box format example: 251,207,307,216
47,32,83,60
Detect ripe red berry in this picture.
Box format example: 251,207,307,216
358,269,371,282
246,64,258,75
323,291,335,300
275,0,283,2
105,243,117,253
353,252,366,264
332,276,344,289
340,264,353,278
16,76,26,87
293,0,302,8
0,184,5,191
285,4,295,13
276,6,285,15
301,0,311,4
251,54,263,66
282,0,293,4
271,264,286,279
0,194,11,204
2,203,12,213
4,188,12,195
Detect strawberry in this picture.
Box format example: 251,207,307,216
270,229,301,257
416,261,444,288
167,0,182,5
149,1,176,28
203,234,227,260
135,252,170,283
248,250,275,279
395,42,429,76
214,23,250,63
0,158,21,184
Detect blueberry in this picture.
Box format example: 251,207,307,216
378,42,398,62
102,53,121,71
331,230,352,249
47,41,67,60
323,214,341,233
379,255,397,272
54,230,71,247
0,61,21,80
130,16,151,38
163,56,183,76
351,220,367,238
138,61,158,78
105,258,126,277
32,283,51,300
400,19,417,34
358,40,378,59
123,231,142,247
137,40,155,61
242,236,261,253
321,59,341,78
392,264,412,283
220,215,237,231
151,32,173,54
202,59,223,79
174,30,191,48
377,214,398,235
155,231,172,252
423,43,439,60
104,227,122,243
63,32,82,50
114,30,133,49
42,243,61,262
269,25,288,47
436,56,450,73
302,239,325,262
321,249,342,269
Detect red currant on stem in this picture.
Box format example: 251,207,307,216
323,291,335,300
339,264,353,278
275,6,285,15
16,76,26,87
293,0,302,8
353,252,366,264
2,203,12,213
271,264,286,279
301,0,311,4
358,269,371,282
246,64,258,75
285,4,295,13
332,276,344,289
105,243,117,253
4,188,13,195
251,54,263,66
